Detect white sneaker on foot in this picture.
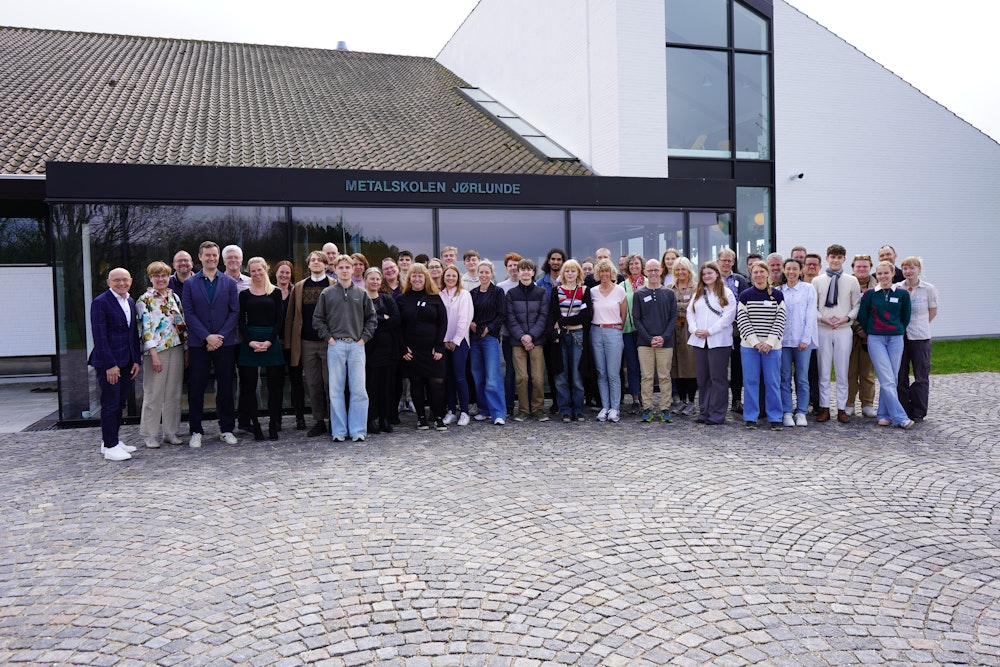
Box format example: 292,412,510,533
474,413,488,421
794,413,808,427
102,444,132,461
608,409,620,423
442,411,456,425
220,432,238,445
862,405,877,418
457,412,470,426
844,406,855,416
493,418,505,426
782,413,795,427
189,433,203,448
352,433,366,442
101,441,137,454
597,408,608,422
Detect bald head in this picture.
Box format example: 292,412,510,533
107,268,132,297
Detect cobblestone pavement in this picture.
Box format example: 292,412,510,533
2,373,999,666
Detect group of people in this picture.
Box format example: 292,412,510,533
89,239,937,461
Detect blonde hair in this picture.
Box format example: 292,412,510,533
442,264,464,291
671,257,695,286
246,257,275,295
146,261,170,279
900,256,922,272
594,258,617,281
403,262,440,295
559,259,583,285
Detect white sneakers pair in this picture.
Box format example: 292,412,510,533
188,432,237,449
596,408,620,423
442,411,471,426
101,441,136,461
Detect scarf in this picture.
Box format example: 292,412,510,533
824,268,842,308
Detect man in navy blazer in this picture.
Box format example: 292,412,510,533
182,241,241,448
89,267,142,461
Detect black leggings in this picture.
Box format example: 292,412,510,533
676,377,698,402
367,364,396,422
238,364,286,424
411,375,445,420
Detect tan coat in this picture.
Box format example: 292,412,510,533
284,276,334,366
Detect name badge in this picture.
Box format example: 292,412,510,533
643,295,653,303
417,300,426,307
889,297,899,303
764,300,776,307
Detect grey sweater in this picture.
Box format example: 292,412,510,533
313,281,377,343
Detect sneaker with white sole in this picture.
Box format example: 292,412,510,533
782,413,795,427
608,409,620,423
844,406,855,416
493,418,505,426
102,444,132,461
862,405,877,418
474,413,488,421
596,408,608,422
352,434,366,442
101,440,137,454
794,413,807,427
457,412,470,426
189,433,203,449
442,411,456,425
220,432,238,445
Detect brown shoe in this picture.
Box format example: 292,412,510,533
816,408,831,422
837,410,851,423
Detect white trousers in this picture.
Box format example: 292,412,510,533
817,326,853,410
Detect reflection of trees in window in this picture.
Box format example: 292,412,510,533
0,218,46,264
296,215,400,267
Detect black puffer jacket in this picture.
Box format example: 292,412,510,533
505,282,550,346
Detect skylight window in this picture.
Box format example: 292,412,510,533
458,87,577,161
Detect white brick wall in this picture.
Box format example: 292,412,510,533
0,267,56,356
774,0,1000,338
438,0,669,177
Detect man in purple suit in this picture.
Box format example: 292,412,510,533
182,241,241,449
89,267,142,461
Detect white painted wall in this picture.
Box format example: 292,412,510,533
0,267,56,356
438,0,669,177
774,0,1000,338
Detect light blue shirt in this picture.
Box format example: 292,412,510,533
777,280,818,349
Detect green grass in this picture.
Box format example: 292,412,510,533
931,338,1000,374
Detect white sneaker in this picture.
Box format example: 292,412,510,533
597,408,608,422
493,418,505,426
442,411,456,425
844,406,855,416
220,432,238,445
457,412,470,426
398,399,407,413
189,433,203,448
782,413,795,427
474,413,488,421
101,440,137,454
794,413,808,427
102,444,132,461
862,405,877,418
608,409,620,423
352,434,366,442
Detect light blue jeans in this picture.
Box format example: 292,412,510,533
741,346,783,423
781,346,811,415
327,341,369,438
867,334,909,425
591,326,623,410
470,334,505,420
555,329,585,415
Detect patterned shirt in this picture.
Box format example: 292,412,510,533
137,287,187,353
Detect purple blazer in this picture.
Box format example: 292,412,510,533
181,271,240,347
88,289,141,370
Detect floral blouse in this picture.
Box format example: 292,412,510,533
137,287,187,353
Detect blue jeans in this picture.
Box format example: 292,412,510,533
445,339,470,414
327,341,368,438
591,326,623,410
555,329,585,415
781,347,811,415
470,334,505,420
622,331,641,397
867,334,909,425
741,346,782,422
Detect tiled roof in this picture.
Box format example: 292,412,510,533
0,27,590,176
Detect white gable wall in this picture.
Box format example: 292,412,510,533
774,0,1000,338
438,0,669,177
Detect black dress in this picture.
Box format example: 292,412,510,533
396,290,447,379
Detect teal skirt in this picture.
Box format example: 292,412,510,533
239,326,284,367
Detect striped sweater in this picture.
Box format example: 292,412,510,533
736,286,786,349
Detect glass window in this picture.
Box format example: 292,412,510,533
734,2,769,51
438,209,565,272
570,210,684,266
0,217,47,264
688,212,732,267
736,187,772,261
665,0,727,47
292,207,433,278
734,53,770,159
667,47,730,157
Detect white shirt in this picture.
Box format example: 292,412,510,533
686,290,736,349
894,279,938,340
778,280,818,349
115,292,132,325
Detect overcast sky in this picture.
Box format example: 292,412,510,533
4,0,998,142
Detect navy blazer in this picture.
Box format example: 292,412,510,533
88,289,141,370
181,271,240,347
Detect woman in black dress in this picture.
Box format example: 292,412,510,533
238,257,286,440
396,263,449,431
364,267,402,434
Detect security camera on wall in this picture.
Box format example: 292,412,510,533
789,172,804,180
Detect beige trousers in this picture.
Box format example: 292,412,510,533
140,345,185,442
638,346,673,409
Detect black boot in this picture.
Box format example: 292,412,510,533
379,418,393,433
252,419,265,441
295,415,307,430
307,420,327,437
368,419,380,434
268,421,279,441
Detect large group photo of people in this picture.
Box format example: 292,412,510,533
89,239,938,461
